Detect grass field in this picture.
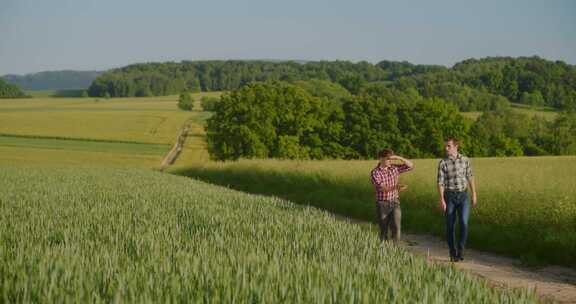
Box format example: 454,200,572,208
0,96,193,144
24,90,57,98
0,134,169,154
462,103,559,121
171,111,212,166
0,93,220,167
0,92,567,300
0,134,169,167
174,156,576,268
24,89,89,98
0,167,536,303
0,145,165,167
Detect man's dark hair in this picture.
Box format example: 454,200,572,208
445,137,460,146
379,149,395,158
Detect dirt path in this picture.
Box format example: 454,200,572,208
337,217,576,303
404,233,576,303
160,122,190,171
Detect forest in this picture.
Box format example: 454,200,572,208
88,57,576,111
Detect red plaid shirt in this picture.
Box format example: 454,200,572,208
371,163,412,201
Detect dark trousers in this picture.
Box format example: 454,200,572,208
376,200,401,242
444,191,470,258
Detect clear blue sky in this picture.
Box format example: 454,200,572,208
1,0,575,74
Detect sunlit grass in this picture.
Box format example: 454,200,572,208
0,92,221,144
175,156,576,268
0,167,536,303
0,93,221,167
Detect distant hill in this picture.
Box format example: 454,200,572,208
2,70,103,90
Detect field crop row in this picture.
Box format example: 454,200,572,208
0,135,170,155
0,167,535,302
175,156,576,268
0,93,219,145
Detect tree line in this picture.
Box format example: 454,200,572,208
206,81,576,160
88,60,400,97
88,57,576,111
395,56,576,110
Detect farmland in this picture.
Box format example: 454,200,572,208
0,93,219,167
174,156,576,268
0,135,168,167
0,95,200,144
1,91,572,301
0,167,536,303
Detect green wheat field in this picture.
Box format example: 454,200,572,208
2,93,573,302
0,167,536,302
175,157,576,268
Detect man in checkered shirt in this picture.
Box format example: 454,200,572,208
437,137,477,262
370,149,414,242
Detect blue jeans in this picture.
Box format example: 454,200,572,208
444,191,470,257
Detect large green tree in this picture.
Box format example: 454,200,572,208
0,79,27,98
206,82,348,160
549,112,576,155
207,81,476,160
178,91,194,111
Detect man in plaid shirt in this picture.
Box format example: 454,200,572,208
370,149,414,242
437,137,477,262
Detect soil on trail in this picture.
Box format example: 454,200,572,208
403,233,576,303
338,217,576,303
160,123,189,170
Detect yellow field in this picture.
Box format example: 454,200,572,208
0,93,220,144
0,92,220,167
170,112,212,167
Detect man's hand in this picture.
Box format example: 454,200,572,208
389,155,414,170
439,199,446,212
468,177,477,208
397,184,408,192
381,184,391,192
